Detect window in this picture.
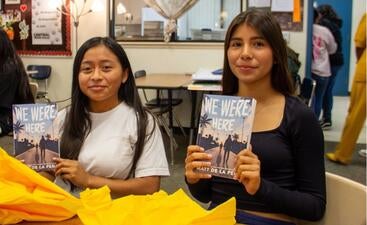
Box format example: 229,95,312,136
110,0,242,42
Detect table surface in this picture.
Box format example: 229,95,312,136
17,217,81,225
18,217,242,224
135,73,192,89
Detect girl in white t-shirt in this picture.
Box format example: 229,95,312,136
46,37,169,198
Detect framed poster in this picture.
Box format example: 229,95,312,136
0,0,71,56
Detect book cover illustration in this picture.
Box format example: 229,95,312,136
195,94,256,179
12,103,60,171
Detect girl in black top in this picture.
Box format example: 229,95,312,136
0,28,34,136
185,9,325,225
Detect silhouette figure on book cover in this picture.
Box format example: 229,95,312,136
34,143,39,163
39,135,46,163
223,135,232,168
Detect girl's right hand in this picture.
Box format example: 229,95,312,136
185,145,212,184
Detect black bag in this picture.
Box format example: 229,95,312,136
330,51,344,66
287,46,302,90
287,47,301,76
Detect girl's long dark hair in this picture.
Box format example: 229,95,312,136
222,9,294,96
317,4,342,28
60,37,154,178
0,28,34,104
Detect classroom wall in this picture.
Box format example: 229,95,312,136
21,0,108,109
20,0,363,126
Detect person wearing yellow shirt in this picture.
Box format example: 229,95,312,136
326,13,366,164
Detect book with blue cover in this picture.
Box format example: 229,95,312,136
12,103,60,171
195,94,256,179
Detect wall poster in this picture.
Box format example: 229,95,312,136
0,0,71,56
247,0,303,32
5,0,21,4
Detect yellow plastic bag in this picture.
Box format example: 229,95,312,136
78,186,236,225
0,147,81,224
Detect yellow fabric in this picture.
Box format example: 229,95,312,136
77,187,236,225
354,13,366,82
0,147,82,224
0,147,236,224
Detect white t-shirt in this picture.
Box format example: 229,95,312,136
312,24,338,77
55,102,169,197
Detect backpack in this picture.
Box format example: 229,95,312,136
287,46,302,91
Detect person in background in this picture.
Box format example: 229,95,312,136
311,8,337,120
326,13,366,164
0,28,34,136
43,37,169,198
185,9,325,225
317,4,344,130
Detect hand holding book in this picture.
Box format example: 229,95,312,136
233,145,261,195
185,145,213,184
54,157,91,189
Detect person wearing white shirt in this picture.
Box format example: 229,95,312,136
311,9,337,119
44,37,169,198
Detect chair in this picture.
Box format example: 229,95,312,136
298,172,367,225
134,70,187,138
134,70,188,165
27,65,52,102
299,77,316,107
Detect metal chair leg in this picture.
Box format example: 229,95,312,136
156,114,177,165
173,113,187,138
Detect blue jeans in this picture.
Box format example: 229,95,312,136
236,210,296,225
311,73,329,120
209,203,296,225
322,65,342,122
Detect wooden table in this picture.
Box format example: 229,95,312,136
135,73,192,165
135,73,192,89
18,217,81,225
135,74,223,147
18,217,243,224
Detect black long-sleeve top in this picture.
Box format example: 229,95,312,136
0,64,19,109
187,95,326,221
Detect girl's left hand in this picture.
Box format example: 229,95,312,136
234,145,261,195
53,158,90,188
